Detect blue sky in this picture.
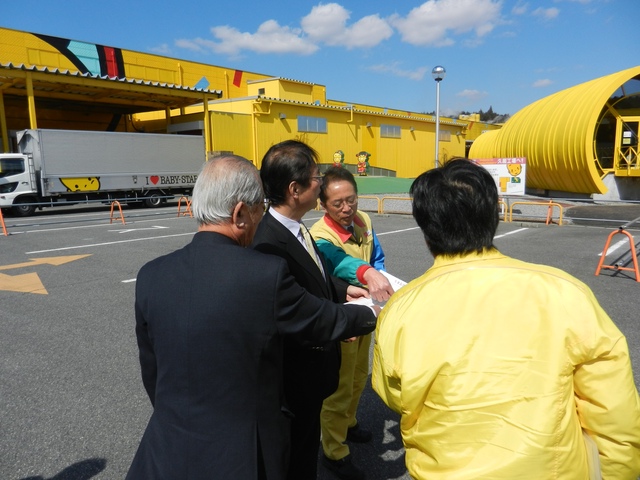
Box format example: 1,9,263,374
3,0,638,116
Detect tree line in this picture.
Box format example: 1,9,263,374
425,106,510,123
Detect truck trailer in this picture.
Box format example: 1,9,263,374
0,129,205,216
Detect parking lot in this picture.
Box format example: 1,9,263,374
1,203,639,480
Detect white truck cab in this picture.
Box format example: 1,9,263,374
0,154,37,216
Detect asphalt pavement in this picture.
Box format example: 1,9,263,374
1,202,639,480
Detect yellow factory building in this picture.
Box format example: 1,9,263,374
0,26,496,178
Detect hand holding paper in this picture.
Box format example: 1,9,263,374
347,270,407,308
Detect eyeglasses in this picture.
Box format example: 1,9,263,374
328,196,357,209
312,175,324,184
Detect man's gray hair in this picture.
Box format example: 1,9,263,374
191,155,263,226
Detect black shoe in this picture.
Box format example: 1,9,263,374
322,455,366,480
346,424,372,443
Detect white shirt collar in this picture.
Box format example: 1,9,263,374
268,208,304,240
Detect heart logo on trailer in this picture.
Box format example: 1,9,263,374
150,176,159,185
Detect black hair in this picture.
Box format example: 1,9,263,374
410,158,499,256
260,140,318,206
319,166,358,204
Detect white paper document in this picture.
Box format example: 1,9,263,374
345,270,407,308
379,270,407,292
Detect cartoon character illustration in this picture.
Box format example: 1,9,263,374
60,177,101,192
333,150,345,168
356,151,370,176
507,163,522,176
507,163,522,184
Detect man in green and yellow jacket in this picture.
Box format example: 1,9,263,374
311,166,394,480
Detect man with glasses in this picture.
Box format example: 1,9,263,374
253,141,378,480
310,166,394,480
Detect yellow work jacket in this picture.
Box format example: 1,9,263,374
311,211,384,286
373,249,640,480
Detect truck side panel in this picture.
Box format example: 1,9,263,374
17,130,205,196
21,129,205,174
44,172,199,195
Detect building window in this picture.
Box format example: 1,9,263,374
380,124,401,138
297,116,328,133
439,130,451,142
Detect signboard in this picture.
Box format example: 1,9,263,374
471,157,526,196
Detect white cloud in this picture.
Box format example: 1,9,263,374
175,38,207,53
209,21,318,55
368,63,428,81
512,2,528,15
389,0,502,47
175,20,318,56
176,3,394,57
150,43,172,55
173,1,511,57
456,89,488,101
442,107,462,117
301,3,393,49
532,7,560,20
533,79,553,87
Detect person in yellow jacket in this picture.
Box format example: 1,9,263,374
311,166,394,480
373,158,640,480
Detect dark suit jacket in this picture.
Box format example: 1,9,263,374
252,211,376,479
127,232,375,480
252,212,356,397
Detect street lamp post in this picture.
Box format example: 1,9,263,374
432,65,446,169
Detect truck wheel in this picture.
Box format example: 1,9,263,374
12,197,37,217
144,193,164,208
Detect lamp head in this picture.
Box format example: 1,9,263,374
432,66,446,82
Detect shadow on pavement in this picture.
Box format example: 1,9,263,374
317,379,411,480
20,458,106,480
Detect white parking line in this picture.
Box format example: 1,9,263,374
8,213,185,234
357,226,528,238
495,228,528,239
109,226,169,233
598,239,627,257
25,232,194,254
376,227,420,236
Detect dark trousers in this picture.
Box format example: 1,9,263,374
284,346,340,480
286,393,324,480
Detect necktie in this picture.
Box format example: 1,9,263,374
299,223,324,274
346,224,361,245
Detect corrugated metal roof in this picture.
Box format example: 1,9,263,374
235,95,464,126
0,62,222,112
470,66,640,194
0,62,221,94
247,76,318,86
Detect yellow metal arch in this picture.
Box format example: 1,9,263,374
470,66,640,194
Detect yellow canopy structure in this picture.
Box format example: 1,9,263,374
470,66,640,195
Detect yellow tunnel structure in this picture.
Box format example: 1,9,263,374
469,66,640,197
